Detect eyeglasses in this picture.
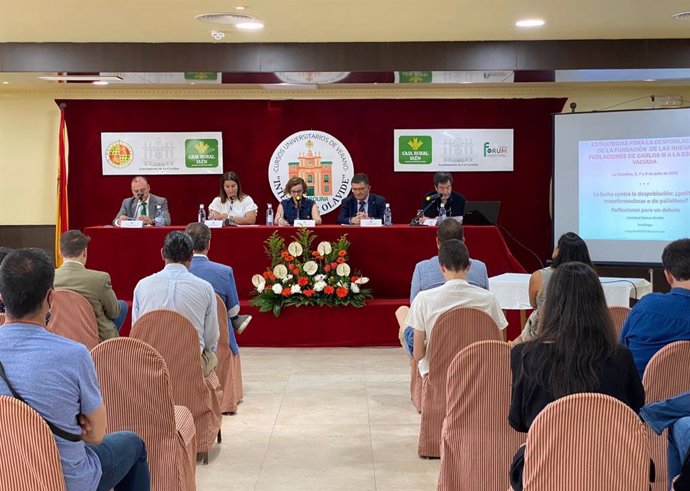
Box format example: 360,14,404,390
289,189,305,195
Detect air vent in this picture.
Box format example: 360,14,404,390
196,13,256,25
672,11,690,20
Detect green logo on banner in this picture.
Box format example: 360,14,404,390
398,71,433,84
185,139,219,168
399,136,432,164
184,72,218,81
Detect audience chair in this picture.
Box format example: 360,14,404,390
46,289,99,350
0,396,65,491
417,307,502,458
0,312,5,325
438,341,525,491
410,358,422,413
131,309,223,464
215,294,242,414
642,340,690,491
608,306,631,339
520,393,650,491
91,338,197,491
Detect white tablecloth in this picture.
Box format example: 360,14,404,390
488,273,653,310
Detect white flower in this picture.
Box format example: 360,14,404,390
282,274,294,284
336,263,351,277
271,284,283,295
303,260,318,275
257,284,265,293
351,283,360,294
314,274,326,282
273,264,288,279
288,242,303,257
313,280,327,292
252,274,266,290
354,276,369,285
317,241,332,256
290,284,301,294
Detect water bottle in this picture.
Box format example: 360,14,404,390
198,204,206,223
438,203,447,224
154,204,164,227
266,203,274,226
383,203,392,226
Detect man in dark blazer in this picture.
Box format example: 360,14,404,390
113,175,171,226
337,173,387,225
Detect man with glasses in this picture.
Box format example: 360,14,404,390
337,173,387,225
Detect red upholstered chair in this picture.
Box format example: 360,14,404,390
130,309,223,464
46,289,99,350
608,306,631,339
521,393,650,491
417,307,502,458
91,338,197,491
0,395,65,491
438,341,525,491
215,294,242,414
410,358,422,413
642,340,690,491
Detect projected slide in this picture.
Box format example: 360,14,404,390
579,137,690,241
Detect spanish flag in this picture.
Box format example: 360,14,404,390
55,104,69,266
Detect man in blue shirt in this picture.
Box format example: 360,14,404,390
0,248,149,491
621,238,690,377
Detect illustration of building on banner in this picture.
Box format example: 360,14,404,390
288,140,333,196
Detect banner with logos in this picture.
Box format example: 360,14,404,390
101,132,223,175
394,129,514,172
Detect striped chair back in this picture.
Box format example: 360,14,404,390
46,289,99,350
130,310,222,460
0,396,65,491
418,307,502,458
91,338,197,491
522,393,650,491
0,313,5,325
215,295,241,414
608,306,631,339
410,358,422,413
438,341,525,491
642,340,690,491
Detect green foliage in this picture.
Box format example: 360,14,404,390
263,232,285,267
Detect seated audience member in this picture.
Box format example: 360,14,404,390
208,171,258,225
516,232,593,343
336,173,387,225
0,246,12,314
621,238,690,378
641,390,690,490
509,262,644,491
275,177,322,226
403,239,507,375
113,175,171,227
0,248,150,491
54,230,127,341
185,222,251,350
421,172,466,221
132,231,219,376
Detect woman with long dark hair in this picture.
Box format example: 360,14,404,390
508,262,644,490
208,171,258,225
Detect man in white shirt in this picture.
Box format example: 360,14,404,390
405,239,507,376
113,175,171,226
132,231,219,376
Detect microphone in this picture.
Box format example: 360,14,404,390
426,192,442,201
295,194,302,209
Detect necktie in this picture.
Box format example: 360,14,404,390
358,201,365,213
140,201,147,217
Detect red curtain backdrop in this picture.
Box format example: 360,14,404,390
59,98,566,268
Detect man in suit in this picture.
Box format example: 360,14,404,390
337,173,387,225
113,175,171,226
54,230,127,341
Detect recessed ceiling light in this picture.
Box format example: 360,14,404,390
2,81,8,85
236,21,264,30
672,11,690,20
515,19,545,28
644,79,657,82
234,5,247,10
92,81,109,85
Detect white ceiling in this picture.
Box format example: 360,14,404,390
1,0,690,43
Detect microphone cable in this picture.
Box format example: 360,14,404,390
496,223,545,271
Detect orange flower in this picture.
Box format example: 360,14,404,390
324,265,331,273
311,251,321,258
336,257,345,263
298,276,309,286
269,273,276,281
324,285,335,295
338,250,347,257
286,255,294,261
262,271,271,279
281,288,291,297
336,287,348,298
280,251,289,258
303,289,315,297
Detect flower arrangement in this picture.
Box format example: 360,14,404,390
250,228,372,317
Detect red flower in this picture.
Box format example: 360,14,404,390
324,265,331,273
311,251,321,258
286,255,294,261
330,262,338,269
288,263,294,269
338,250,347,257
336,287,348,298
280,251,289,258
324,285,335,295
350,276,360,283
281,288,291,297
262,271,271,279
269,273,276,281
303,289,315,297
336,257,345,263
298,276,309,286
293,268,301,276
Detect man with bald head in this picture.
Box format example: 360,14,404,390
113,175,171,226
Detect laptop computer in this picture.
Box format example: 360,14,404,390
463,201,501,225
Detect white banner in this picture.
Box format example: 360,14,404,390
101,132,223,175
394,129,514,172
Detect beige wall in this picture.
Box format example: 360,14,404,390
2,83,689,225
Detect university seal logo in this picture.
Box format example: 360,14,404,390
105,141,134,168
268,131,355,215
